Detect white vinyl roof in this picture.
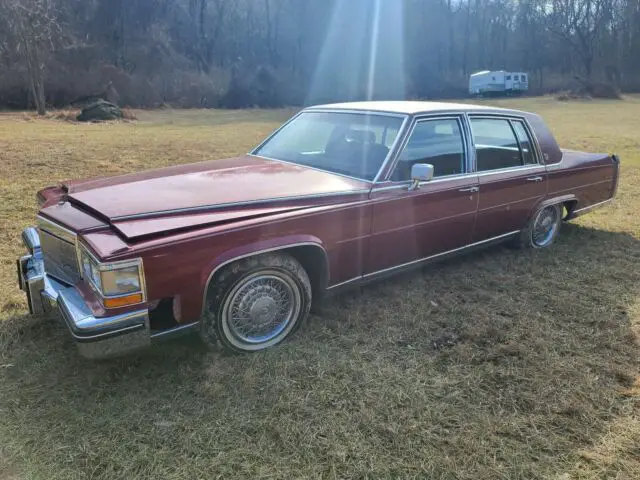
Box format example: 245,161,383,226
306,100,514,115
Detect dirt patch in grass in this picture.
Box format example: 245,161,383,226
0,99,638,479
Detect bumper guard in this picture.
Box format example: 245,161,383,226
17,227,150,359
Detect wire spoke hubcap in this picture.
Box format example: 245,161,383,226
532,206,559,247
223,271,301,348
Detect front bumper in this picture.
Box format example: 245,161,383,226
17,227,150,359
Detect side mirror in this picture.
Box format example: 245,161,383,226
409,163,434,190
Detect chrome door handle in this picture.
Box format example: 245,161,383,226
526,176,543,182
459,186,479,193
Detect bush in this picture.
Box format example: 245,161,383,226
554,79,621,101
555,90,590,101
585,81,622,99
221,65,283,108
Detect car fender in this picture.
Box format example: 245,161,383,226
527,194,578,223
198,234,328,314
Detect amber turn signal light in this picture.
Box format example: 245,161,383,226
103,293,144,309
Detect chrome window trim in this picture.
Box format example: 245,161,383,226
300,108,409,118
80,242,148,304
509,118,541,165
200,242,328,317
372,172,478,193
249,109,410,184
522,117,545,165
461,112,476,175
250,110,304,153
475,143,521,151
379,114,470,183
545,157,564,167
371,114,410,183
112,189,372,221
476,164,546,177
466,113,544,172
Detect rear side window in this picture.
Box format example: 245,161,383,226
471,118,522,171
391,118,465,181
511,120,537,165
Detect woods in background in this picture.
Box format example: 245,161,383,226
1,0,639,112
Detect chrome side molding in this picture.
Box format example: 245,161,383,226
571,198,613,218
327,230,520,291
150,321,199,340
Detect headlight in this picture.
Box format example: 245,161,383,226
101,266,141,296
81,249,102,288
81,246,145,308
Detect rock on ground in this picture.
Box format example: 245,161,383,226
76,99,123,122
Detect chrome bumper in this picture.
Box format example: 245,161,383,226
17,227,150,359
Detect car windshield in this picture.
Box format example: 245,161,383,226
254,111,405,181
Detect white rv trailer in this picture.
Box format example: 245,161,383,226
469,70,528,96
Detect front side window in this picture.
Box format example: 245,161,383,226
254,111,404,181
513,75,520,81
390,118,465,181
470,117,537,171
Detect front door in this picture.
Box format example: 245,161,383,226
366,117,479,275
468,116,547,241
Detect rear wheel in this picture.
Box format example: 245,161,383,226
201,253,311,353
512,204,562,249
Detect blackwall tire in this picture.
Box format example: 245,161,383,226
200,253,311,354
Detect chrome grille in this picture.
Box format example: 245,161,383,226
38,218,81,285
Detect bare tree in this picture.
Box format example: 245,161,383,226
1,0,639,109
1,0,64,114
549,0,610,78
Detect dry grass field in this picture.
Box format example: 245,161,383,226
1,97,639,479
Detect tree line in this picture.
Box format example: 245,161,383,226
1,0,639,113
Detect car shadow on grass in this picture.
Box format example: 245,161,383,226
0,223,638,479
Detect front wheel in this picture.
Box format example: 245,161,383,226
512,204,562,249
201,253,311,353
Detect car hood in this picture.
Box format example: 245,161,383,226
62,155,369,240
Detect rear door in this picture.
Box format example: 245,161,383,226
468,116,547,242
366,116,479,275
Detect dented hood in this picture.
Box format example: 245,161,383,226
63,155,369,239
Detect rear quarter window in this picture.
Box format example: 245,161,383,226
511,121,537,165
470,118,522,171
